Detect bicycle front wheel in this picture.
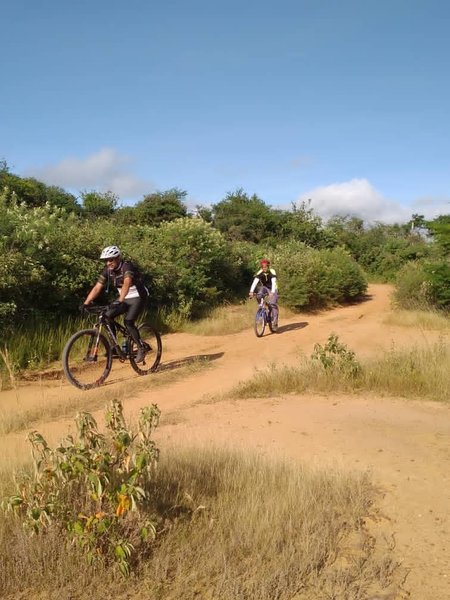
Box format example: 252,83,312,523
129,323,162,375
254,308,266,337
62,329,112,390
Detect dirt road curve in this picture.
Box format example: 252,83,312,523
2,284,449,599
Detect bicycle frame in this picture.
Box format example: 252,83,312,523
258,296,272,322
63,304,163,389
85,306,129,361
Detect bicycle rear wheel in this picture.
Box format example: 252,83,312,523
129,323,162,375
254,308,266,337
62,329,112,390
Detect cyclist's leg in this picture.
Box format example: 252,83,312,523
124,297,147,361
105,302,127,339
268,291,279,324
123,297,146,343
256,286,270,303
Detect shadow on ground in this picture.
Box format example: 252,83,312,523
158,352,225,373
276,322,309,334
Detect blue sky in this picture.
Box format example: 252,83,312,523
1,0,450,222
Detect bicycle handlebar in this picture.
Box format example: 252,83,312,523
82,304,109,315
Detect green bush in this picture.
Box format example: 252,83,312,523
126,217,240,317
273,241,367,310
393,261,450,310
311,333,361,379
393,262,432,309
425,261,450,308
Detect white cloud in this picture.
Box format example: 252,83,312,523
411,196,450,219
26,148,154,200
298,179,411,224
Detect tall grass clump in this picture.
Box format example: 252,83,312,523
181,300,260,336
139,447,399,600
0,314,85,383
384,309,450,331
231,334,450,403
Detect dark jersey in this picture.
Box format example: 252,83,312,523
250,268,278,293
98,260,148,299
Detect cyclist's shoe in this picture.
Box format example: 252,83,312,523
110,348,121,359
135,346,146,363
84,355,97,363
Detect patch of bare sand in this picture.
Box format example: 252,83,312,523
0,284,449,599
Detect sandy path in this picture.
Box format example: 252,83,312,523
1,284,449,599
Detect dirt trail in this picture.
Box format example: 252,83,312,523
1,284,449,599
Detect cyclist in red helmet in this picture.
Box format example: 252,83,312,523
249,259,279,327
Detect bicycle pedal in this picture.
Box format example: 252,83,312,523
84,356,97,363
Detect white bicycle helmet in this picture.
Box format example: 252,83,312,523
99,245,121,259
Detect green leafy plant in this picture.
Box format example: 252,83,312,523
311,333,361,378
3,399,160,575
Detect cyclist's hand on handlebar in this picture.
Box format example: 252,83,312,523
109,300,125,308
249,292,254,298
79,302,91,313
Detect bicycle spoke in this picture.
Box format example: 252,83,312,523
254,308,266,337
62,329,112,390
129,323,162,376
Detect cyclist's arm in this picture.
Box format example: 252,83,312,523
270,277,278,293
249,277,259,294
84,282,104,305
118,276,132,302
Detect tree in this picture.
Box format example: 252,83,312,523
427,215,450,256
212,188,279,243
81,190,118,217
279,200,332,248
134,188,187,225
0,162,80,212
194,204,213,223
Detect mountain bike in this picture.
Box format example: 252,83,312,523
62,305,162,390
254,296,278,337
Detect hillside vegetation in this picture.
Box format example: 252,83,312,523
1,160,449,381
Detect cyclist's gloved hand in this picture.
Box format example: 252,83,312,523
109,300,124,309
79,302,91,313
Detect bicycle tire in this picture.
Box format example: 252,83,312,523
62,329,112,390
268,307,278,333
129,323,162,375
254,307,266,337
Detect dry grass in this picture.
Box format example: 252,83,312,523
384,308,450,331
182,301,295,336
0,347,17,391
0,445,400,600
230,340,450,403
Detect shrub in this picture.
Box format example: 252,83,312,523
311,333,361,378
3,400,160,575
425,261,450,308
394,262,437,310
273,240,367,310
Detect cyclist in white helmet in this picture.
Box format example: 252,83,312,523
83,246,149,362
